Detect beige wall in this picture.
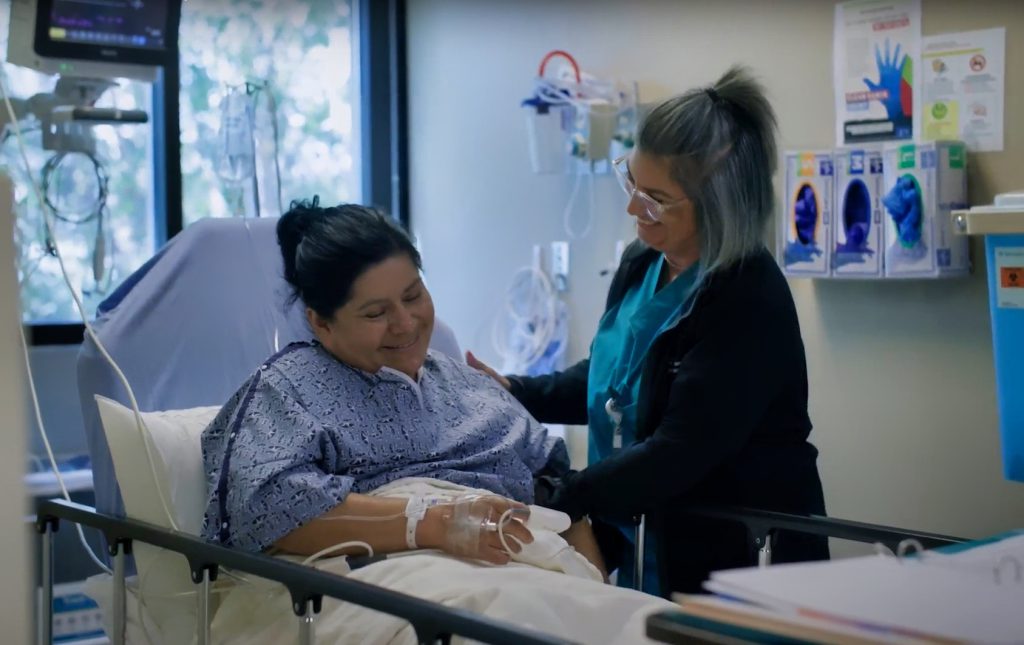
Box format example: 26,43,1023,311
0,176,30,641
407,0,1024,542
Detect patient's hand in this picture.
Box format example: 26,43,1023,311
422,495,533,565
561,519,608,582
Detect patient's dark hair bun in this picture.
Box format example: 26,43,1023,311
276,197,421,317
277,195,323,287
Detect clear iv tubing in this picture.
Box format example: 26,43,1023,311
315,511,407,522
491,265,557,371
313,499,524,563
301,541,373,567
562,168,596,240
0,70,182,574
5,60,529,584
495,508,522,556
534,79,588,110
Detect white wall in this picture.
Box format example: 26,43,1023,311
407,0,1024,542
0,177,30,643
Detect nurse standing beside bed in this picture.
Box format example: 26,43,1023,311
469,65,830,596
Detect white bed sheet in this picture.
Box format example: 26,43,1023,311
211,553,675,644
86,553,675,644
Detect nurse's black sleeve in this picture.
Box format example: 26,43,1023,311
507,358,590,425
548,292,792,521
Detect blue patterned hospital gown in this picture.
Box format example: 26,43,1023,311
201,341,569,552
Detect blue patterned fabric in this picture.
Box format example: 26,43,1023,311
201,341,569,551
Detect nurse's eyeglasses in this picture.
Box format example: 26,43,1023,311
612,155,689,223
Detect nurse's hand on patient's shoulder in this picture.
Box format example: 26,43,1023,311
421,495,532,565
465,351,511,391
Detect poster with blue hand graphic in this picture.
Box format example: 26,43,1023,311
834,0,921,146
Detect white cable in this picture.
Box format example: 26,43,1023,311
315,511,406,522
301,541,373,567
491,265,557,373
517,267,556,365
508,269,555,367
2,71,245,638
495,508,521,557
18,321,112,575
561,167,593,240
534,78,588,111
28,452,46,473
131,553,261,645
0,69,181,534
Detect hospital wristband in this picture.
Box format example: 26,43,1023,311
404,496,429,550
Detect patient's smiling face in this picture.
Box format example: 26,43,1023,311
307,253,435,379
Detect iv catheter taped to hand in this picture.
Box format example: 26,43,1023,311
360,478,603,579
883,174,923,248
441,495,531,561
318,494,529,561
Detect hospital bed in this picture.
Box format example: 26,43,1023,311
38,217,967,644
34,497,966,644
55,216,672,645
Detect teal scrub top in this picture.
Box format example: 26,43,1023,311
586,255,700,595
588,256,699,462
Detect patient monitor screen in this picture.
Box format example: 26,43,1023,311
47,0,169,50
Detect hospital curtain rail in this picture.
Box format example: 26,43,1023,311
34,498,572,645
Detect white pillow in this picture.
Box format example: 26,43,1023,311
96,395,219,534
95,395,220,645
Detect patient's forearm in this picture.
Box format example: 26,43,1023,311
273,493,444,556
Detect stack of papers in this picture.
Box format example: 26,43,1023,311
671,594,927,644
674,532,1024,644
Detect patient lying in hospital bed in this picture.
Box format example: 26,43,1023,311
202,199,595,566
78,208,672,644
201,335,597,572
194,200,674,643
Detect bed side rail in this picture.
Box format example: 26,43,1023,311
35,498,572,645
628,505,965,591
680,504,966,565
643,506,969,644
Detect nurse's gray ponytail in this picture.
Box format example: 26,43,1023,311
637,65,778,274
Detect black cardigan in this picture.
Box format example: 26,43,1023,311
510,241,829,594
